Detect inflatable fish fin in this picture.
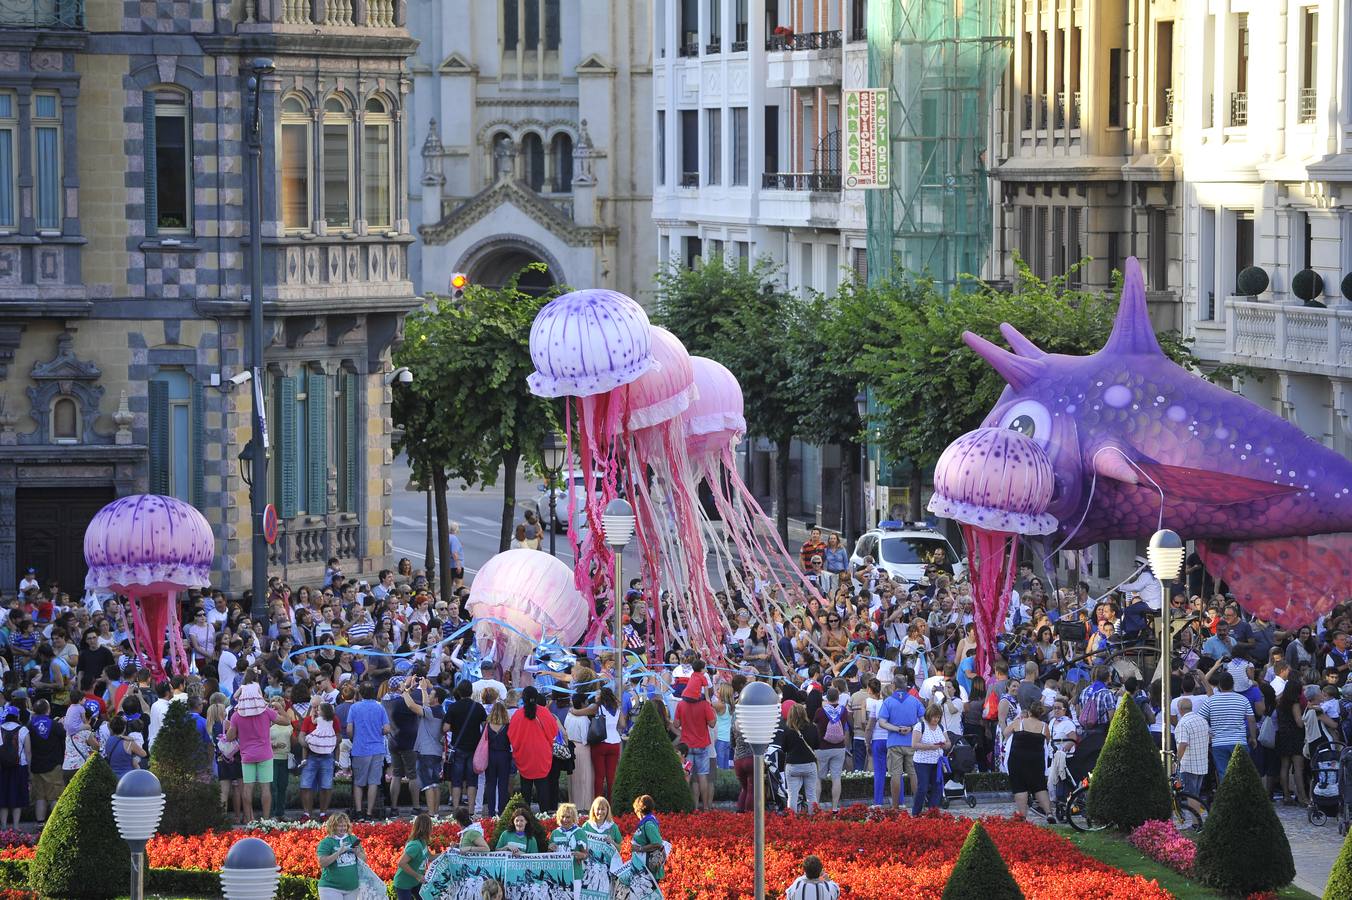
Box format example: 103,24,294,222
963,331,1046,390
1103,257,1163,358
1135,462,1302,507
999,323,1048,359
1092,446,1141,485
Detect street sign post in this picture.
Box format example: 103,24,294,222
262,503,279,545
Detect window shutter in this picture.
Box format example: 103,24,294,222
143,94,157,236
148,379,169,495
190,379,205,509
343,371,359,512
279,376,298,518
307,371,328,515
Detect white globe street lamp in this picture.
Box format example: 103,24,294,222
112,769,166,900
737,681,781,900
219,836,281,900
603,498,636,697
1148,528,1187,768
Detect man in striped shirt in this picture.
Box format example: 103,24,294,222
785,855,839,900
346,606,376,646
1202,670,1255,780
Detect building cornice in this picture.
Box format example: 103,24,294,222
992,156,1136,182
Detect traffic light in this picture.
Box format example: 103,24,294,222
450,272,469,301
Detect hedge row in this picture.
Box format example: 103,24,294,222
0,858,336,900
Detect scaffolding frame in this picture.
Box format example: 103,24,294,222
865,0,1010,293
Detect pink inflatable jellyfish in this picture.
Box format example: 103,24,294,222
620,326,725,662
927,428,1058,677
682,357,826,655
527,289,654,640
83,494,214,682
466,549,589,678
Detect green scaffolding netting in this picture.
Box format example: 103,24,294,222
866,0,1010,293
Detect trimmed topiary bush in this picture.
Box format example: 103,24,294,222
149,700,227,835
1194,745,1295,896
29,755,128,899
1325,826,1352,899
942,820,1024,900
1086,693,1172,830
494,792,550,850
612,699,695,814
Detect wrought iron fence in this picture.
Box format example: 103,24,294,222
766,30,843,51
1230,91,1248,127
1299,87,1317,123
0,0,83,28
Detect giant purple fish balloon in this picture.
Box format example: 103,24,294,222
939,256,1352,627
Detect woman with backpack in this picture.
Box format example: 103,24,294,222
0,705,29,827
208,694,245,824
813,687,850,811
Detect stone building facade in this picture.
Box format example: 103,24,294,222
407,0,655,300
0,0,418,594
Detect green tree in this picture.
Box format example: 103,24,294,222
1085,693,1172,830
942,821,1024,900
30,756,128,898
654,256,799,539
394,265,564,569
1324,825,1352,899
1194,746,1296,896
494,792,550,850
840,259,1212,512
149,700,226,834
611,699,694,814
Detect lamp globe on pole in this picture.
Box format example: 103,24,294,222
1148,527,1186,769
602,498,636,696
220,837,281,900
113,770,166,900
540,432,567,556
738,680,781,900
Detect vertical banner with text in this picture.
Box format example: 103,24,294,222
844,89,890,189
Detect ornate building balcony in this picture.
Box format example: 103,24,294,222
239,0,406,28
1226,298,1352,377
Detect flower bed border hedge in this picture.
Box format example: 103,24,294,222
0,859,328,900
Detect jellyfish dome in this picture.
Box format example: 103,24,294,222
527,288,655,398
466,549,589,669
927,427,1058,536
683,356,746,458
84,494,214,594
626,326,695,430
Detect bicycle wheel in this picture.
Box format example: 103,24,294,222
1065,789,1109,832
1171,799,1205,832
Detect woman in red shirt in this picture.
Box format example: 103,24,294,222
508,686,559,812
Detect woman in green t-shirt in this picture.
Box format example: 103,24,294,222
617,794,666,899
578,797,621,899
549,802,586,884
393,813,432,900
315,813,365,900
494,811,539,854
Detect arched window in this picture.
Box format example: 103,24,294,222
322,96,353,230
51,397,78,444
492,131,514,182
521,132,545,192
280,95,311,230
362,96,392,229
551,133,573,192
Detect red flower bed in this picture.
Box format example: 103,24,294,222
0,809,1174,899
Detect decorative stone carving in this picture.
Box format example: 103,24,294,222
421,118,446,186
573,119,600,187
113,391,134,446
22,330,105,446
0,397,17,446
0,324,22,379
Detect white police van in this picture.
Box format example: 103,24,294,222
849,522,966,584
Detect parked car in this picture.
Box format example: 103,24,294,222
849,524,966,583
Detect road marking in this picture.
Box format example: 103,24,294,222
464,515,499,528
393,516,424,528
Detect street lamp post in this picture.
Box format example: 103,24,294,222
540,432,567,557
854,391,868,537
1148,528,1186,770
219,837,281,900
112,770,166,900
736,681,781,900
602,498,636,697
245,57,274,623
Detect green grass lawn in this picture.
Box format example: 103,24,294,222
1061,828,1320,900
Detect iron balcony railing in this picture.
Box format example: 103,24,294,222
1299,87,1317,123
680,171,700,188
1038,95,1049,128
0,0,83,28
761,171,842,192
766,30,843,51
732,22,748,51
1022,94,1033,129
1230,91,1248,127
706,38,722,54
678,39,700,57
1163,87,1175,126
1055,92,1066,129
1071,90,1082,128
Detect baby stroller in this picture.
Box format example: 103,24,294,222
940,738,978,809
762,737,790,812
1308,738,1347,831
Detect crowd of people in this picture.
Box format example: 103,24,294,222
2,519,1348,895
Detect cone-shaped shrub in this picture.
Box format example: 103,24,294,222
612,699,694,814
1325,826,1352,899
494,792,551,849
942,821,1024,900
1086,694,1172,830
1194,745,1295,896
149,700,226,835
29,755,128,898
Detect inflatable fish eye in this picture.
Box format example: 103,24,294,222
998,399,1051,446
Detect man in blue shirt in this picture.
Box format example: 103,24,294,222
876,672,924,808
448,522,465,588
347,682,391,819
